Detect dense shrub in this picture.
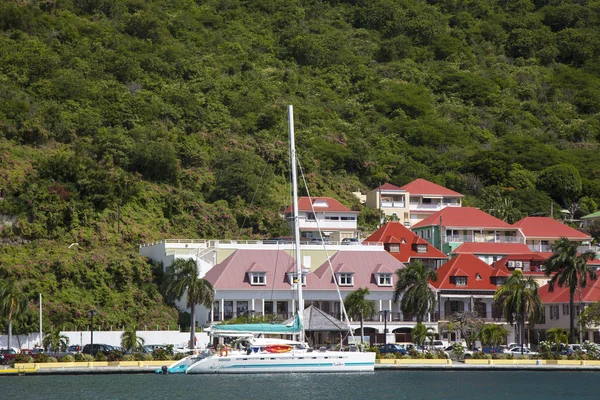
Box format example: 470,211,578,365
60,354,75,362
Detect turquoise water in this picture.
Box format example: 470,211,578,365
0,371,599,399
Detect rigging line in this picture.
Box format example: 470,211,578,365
296,157,357,345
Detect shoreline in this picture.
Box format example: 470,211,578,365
2,361,600,375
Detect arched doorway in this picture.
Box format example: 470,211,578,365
392,327,413,343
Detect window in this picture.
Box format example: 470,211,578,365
475,273,482,280
287,272,306,285
306,213,315,221
454,276,467,286
338,273,354,286
377,273,392,286
562,304,570,315
250,272,266,285
416,244,427,253
425,230,431,239
494,277,507,286
325,216,340,221
388,244,400,253
549,305,559,320
340,216,356,221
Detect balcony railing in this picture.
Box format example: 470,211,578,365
381,201,406,208
445,235,524,244
212,312,292,322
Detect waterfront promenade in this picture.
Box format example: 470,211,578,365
3,359,600,375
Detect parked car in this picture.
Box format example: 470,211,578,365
67,345,82,353
506,347,538,357
443,345,474,359
341,238,361,245
82,344,113,356
429,340,446,351
377,344,407,355
0,348,18,364
310,237,331,245
568,344,585,353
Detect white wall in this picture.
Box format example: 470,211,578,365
1,331,210,350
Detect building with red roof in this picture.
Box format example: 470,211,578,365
452,243,533,265
512,217,593,252
431,254,508,324
411,207,525,256
283,197,359,242
537,270,600,343
364,179,463,227
363,222,448,268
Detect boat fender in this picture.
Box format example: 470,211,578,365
220,349,229,357
161,365,168,374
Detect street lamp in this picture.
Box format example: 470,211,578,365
379,310,389,345
88,310,98,354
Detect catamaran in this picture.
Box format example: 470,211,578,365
167,105,375,374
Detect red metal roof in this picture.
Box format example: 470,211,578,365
431,254,502,291
452,242,533,255
283,197,355,214
363,222,448,262
399,178,463,197
512,217,591,240
375,183,405,191
412,207,515,229
311,251,406,291
539,270,600,303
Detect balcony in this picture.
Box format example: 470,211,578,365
296,219,357,231
445,235,524,244
212,312,292,322
381,201,406,208
409,202,461,212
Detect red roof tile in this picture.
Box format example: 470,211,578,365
539,270,600,303
431,254,502,291
284,197,355,214
452,243,533,255
399,178,463,197
512,217,591,240
412,207,515,229
363,222,448,262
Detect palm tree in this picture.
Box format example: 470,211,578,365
344,288,376,345
43,328,70,352
494,270,543,352
0,281,29,350
164,258,214,349
121,326,145,353
478,324,508,348
542,237,597,344
546,328,568,348
392,260,437,323
411,323,435,348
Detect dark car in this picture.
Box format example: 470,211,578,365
377,344,407,355
82,344,113,356
0,348,18,364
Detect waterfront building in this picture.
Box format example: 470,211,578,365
363,179,463,227
362,222,448,269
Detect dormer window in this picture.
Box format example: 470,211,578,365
452,276,467,286
249,272,266,286
475,273,482,280
415,244,427,253
338,273,354,286
287,272,307,286
388,244,400,253
494,277,507,286
377,273,392,286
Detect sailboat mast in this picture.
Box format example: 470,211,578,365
288,105,305,342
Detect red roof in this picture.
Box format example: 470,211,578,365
452,243,533,255
375,183,405,191
284,197,355,214
311,251,406,291
512,217,591,240
399,178,463,197
431,254,503,291
363,222,448,262
539,270,600,303
412,207,515,229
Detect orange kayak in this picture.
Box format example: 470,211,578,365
265,344,293,353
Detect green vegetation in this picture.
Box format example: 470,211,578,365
543,238,597,343
393,260,437,323
344,287,375,344
0,0,599,330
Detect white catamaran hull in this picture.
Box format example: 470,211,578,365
186,351,375,374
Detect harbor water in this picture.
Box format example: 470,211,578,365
1,370,598,399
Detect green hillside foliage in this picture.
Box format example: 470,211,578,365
1,0,600,331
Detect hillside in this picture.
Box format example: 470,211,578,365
1,0,600,332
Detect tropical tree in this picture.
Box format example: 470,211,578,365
43,328,70,352
344,288,376,345
121,326,145,353
164,258,214,349
411,323,435,347
392,260,437,323
441,311,484,349
0,281,29,350
494,270,544,352
478,324,508,348
543,237,597,344
546,328,568,348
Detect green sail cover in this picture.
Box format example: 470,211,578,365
209,314,302,334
